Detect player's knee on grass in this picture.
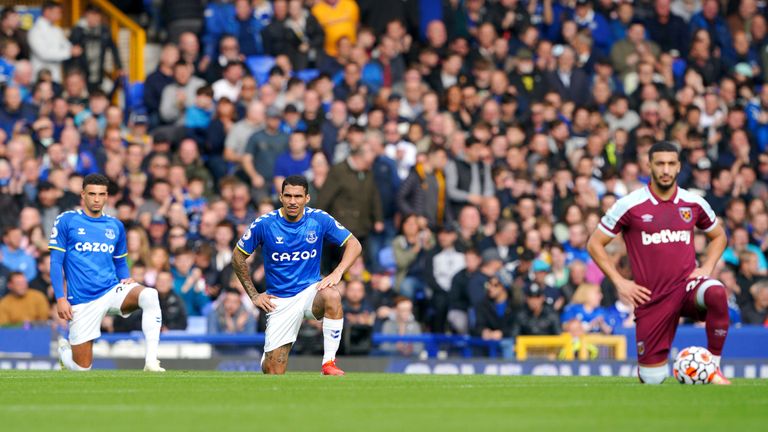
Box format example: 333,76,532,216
638,365,668,385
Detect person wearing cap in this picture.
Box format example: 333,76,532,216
466,248,505,309
473,276,516,343
512,282,561,338
242,105,289,198
509,48,543,112
425,223,465,333
531,259,565,311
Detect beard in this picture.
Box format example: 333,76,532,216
651,171,678,191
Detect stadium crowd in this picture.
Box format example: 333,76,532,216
2,0,768,357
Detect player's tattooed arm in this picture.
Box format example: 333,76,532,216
232,249,259,301
233,248,277,312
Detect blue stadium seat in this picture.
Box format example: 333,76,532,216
295,68,320,83
377,246,396,273
246,55,276,85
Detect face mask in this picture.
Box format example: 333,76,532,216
40,137,54,148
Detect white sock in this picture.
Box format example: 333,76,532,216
59,343,91,371
322,318,344,364
713,355,721,369
139,288,162,364
638,365,668,385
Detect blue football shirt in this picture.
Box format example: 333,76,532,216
48,210,127,305
237,207,352,297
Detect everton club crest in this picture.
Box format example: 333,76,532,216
679,207,692,223
105,228,116,240
306,230,318,244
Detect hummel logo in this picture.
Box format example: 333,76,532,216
641,214,654,223
77,228,86,235
276,236,284,244
330,330,341,339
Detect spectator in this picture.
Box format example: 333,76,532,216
380,296,423,356
28,1,76,82
0,7,29,60
242,106,289,198
315,143,384,259
312,0,359,58
144,44,180,127
273,131,312,192
0,272,49,325
283,0,325,70
212,61,245,102
544,45,591,107
561,283,614,334
224,101,265,168
342,279,375,354
68,5,123,92
397,146,451,230
172,247,210,316
155,270,187,331
645,0,689,56
1,226,37,281
513,282,561,337
742,281,768,325
207,288,256,334
159,61,206,125
473,276,515,342
392,213,434,299
445,139,494,213
425,224,465,333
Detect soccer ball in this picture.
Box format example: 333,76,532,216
673,346,717,385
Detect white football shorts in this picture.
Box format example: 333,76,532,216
263,283,319,353
69,282,140,345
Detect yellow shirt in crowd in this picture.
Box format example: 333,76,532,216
312,0,359,57
0,291,49,325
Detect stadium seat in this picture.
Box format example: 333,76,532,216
377,246,396,273
246,55,276,86
295,68,320,83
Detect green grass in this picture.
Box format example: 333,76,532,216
1,372,766,432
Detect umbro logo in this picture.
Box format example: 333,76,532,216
641,214,654,223
77,228,86,235
276,236,284,244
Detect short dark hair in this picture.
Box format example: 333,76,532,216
83,173,110,189
648,141,680,161
281,175,309,194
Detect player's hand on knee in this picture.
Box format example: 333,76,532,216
317,270,343,291
687,267,710,280
57,298,73,320
120,278,136,285
616,278,651,307
253,293,277,312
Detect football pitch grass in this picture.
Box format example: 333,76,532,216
1,371,766,432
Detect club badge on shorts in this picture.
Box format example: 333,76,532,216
637,341,645,356
678,207,692,223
